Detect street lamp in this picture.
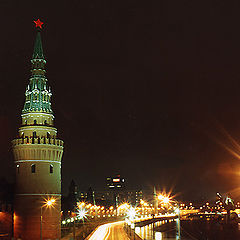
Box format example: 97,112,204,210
158,194,170,204
158,194,181,239
72,207,88,239
40,198,56,240
171,200,181,240
127,207,136,240
77,208,87,239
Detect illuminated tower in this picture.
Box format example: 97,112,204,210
12,20,64,239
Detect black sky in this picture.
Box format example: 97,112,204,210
1,0,240,200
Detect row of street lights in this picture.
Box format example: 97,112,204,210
124,193,181,239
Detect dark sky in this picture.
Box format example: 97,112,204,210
1,0,240,200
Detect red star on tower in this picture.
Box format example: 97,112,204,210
34,19,43,29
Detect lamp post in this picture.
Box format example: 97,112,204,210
127,207,136,240
172,200,181,240
157,194,181,239
40,198,56,240
72,207,87,239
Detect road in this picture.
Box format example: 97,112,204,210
86,221,131,240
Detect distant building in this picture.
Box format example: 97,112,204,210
105,175,144,207
67,180,79,210
87,187,96,205
79,191,88,201
106,175,125,189
106,175,126,207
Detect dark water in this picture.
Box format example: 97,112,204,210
135,219,240,240
180,219,240,240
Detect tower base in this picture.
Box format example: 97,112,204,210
14,195,61,240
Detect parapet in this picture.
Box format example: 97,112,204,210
12,137,64,147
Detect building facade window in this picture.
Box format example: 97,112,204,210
50,165,53,173
31,164,36,173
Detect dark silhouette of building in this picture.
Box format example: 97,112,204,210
0,177,13,239
87,187,96,205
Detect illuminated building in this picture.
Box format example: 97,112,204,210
106,175,125,189
12,21,64,239
106,175,125,207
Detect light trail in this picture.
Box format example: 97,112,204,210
87,221,128,240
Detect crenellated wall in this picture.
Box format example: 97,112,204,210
12,137,63,147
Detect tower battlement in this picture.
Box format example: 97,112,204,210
12,137,64,146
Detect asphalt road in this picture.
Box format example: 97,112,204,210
86,221,130,240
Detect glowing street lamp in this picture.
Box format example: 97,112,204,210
72,207,88,239
158,194,170,204
77,208,87,220
46,198,55,206
127,207,136,221
40,198,56,240
127,207,136,240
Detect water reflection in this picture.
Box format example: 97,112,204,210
155,232,162,240
135,219,179,240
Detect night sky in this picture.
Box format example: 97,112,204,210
1,0,240,200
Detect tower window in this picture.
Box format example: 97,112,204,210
50,165,53,174
31,164,36,173
33,131,37,138
44,120,47,125
34,120,37,125
16,165,19,173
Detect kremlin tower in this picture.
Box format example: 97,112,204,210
12,20,64,239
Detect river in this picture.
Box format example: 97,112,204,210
134,217,240,240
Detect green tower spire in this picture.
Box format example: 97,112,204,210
32,31,44,59
22,28,53,114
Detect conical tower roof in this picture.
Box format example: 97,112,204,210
32,31,44,59
22,24,52,114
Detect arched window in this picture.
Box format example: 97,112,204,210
44,120,47,125
34,120,37,125
50,165,53,174
33,131,37,138
31,164,36,173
